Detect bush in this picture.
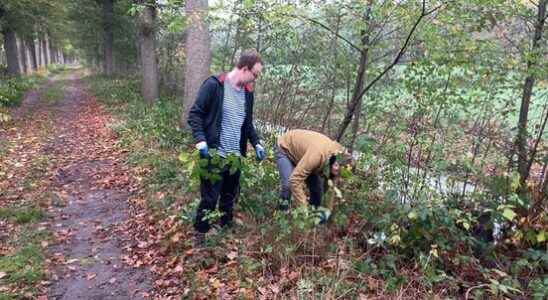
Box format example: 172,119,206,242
0,75,44,122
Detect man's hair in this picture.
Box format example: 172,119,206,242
236,49,262,70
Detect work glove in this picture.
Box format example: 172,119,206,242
255,144,266,161
196,141,209,158
278,198,290,211
313,207,332,225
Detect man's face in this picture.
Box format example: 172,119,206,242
244,63,262,84
330,161,340,177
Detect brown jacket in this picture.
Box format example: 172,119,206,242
277,129,344,205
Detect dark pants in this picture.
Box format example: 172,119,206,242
194,160,241,233
274,146,323,207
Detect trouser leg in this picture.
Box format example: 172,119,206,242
306,174,323,208
219,168,241,227
194,163,223,233
274,145,295,201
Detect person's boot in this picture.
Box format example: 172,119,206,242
192,231,206,248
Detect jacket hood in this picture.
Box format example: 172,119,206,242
214,73,254,93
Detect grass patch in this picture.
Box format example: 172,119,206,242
0,213,49,297
0,244,44,285
42,82,64,104
0,206,44,224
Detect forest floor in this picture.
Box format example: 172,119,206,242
0,69,152,299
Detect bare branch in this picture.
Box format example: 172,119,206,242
336,0,445,140
281,13,363,53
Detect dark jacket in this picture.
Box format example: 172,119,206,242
187,73,260,157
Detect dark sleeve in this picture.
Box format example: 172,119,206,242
187,78,215,143
246,92,260,147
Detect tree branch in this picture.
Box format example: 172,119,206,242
335,1,444,141
356,1,441,98
281,13,363,53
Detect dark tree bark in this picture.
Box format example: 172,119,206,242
17,36,28,74
27,39,38,71
36,38,43,68
138,1,159,104
180,0,211,127
103,0,115,75
3,28,22,75
42,34,50,66
350,1,373,151
321,12,342,133
515,0,547,192
45,34,52,65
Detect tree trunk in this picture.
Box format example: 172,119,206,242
321,12,342,134
42,35,50,66
103,0,115,75
27,39,38,71
516,0,547,191
350,1,373,151
36,38,43,68
138,2,159,104
17,36,29,74
45,35,52,65
180,0,211,128
3,29,22,76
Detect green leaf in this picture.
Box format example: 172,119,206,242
502,208,517,221
408,210,417,220
537,231,546,243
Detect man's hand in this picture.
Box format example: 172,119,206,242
255,144,266,161
196,141,209,158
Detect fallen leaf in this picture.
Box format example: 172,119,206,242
170,232,182,243
0,272,6,279
86,273,97,280
109,277,116,284
226,251,238,260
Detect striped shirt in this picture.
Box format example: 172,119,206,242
218,79,246,157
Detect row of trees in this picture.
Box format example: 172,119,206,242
0,1,74,76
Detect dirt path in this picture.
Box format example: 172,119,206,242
1,70,152,299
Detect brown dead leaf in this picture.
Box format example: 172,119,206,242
86,273,97,280
0,272,6,279
174,265,184,273
170,232,182,243
109,277,117,284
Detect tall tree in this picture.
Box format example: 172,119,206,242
2,28,22,75
180,0,211,127
103,0,115,75
515,0,547,192
137,0,159,103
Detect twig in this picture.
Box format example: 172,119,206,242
465,284,489,299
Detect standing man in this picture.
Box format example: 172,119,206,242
188,50,266,246
275,129,353,223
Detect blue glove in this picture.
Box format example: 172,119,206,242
278,199,290,211
314,207,332,225
255,144,266,161
196,141,209,158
